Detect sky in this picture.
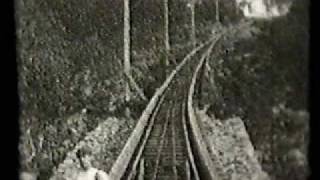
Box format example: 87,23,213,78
235,0,292,19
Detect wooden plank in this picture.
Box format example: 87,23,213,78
171,107,178,180
151,103,172,180
138,158,144,180
186,160,191,180
126,95,166,180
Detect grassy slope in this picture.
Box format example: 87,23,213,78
17,0,128,178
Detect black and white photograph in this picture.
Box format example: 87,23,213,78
16,0,309,179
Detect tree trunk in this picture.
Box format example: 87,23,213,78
124,72,148,101
164,0,170,66
215,0,220,23
124,0,131,102
190,1,196,48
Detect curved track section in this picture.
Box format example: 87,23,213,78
109,34,223,180
186,35,223,180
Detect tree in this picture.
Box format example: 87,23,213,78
124,0,131,102
215,0,220,23
123,0,147,102
189,0,196,48
163,0,176,77
164,0,170,66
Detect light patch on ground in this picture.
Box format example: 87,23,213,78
49,117,134,180
20,172,37,180
197,108,270,180
236,0,292,19
73,168,110,180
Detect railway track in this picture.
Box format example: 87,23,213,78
109,33,223,180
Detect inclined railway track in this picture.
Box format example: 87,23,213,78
109,33,223,180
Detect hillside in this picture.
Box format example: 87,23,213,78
17,0,309,179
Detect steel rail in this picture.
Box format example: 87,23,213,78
109,35,216,180
187,34,223,180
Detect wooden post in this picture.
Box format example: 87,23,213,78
138,158,144,180
186,160,191,180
